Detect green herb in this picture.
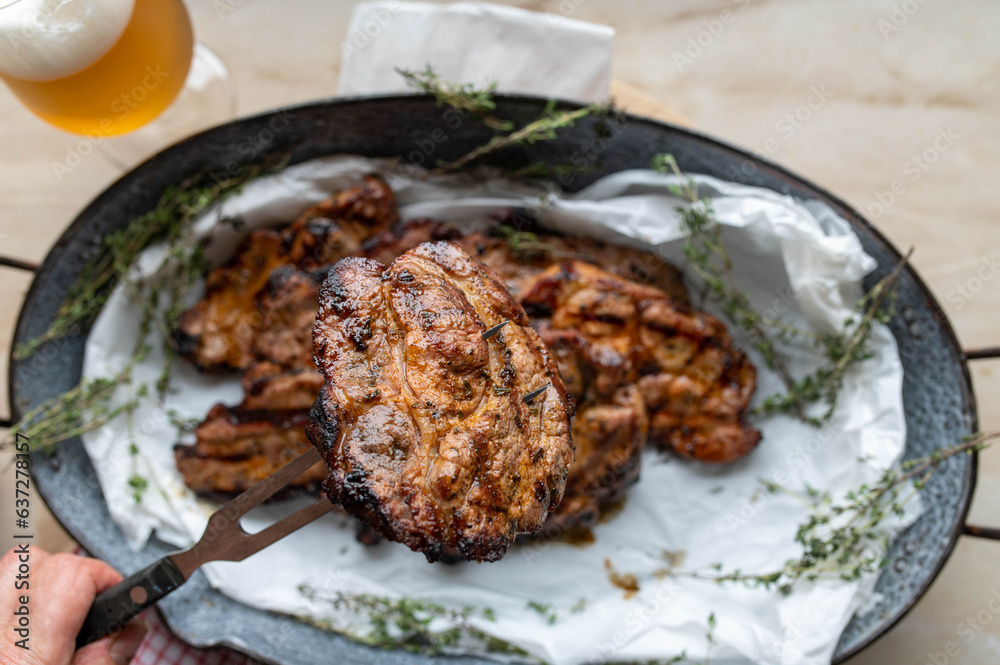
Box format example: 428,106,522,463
164,408,201,435
14,159,283,360
653,153,907,426
433,100,615,175
5,368,137,453
752,250,909,423
398,65,513,131
703,612,716,665
402,71,617,176
297,585,530,658
6,158,286,457
678,432,997,593
127,474,148,503
526,600,558,625
497,224,557,261
509,161,594,180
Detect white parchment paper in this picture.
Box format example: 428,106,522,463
336,1,613,102
80,155,918,665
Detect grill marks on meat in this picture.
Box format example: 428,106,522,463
175,404,325,495
306,242,574,562
534,328,648,531
520,261,761,465
174,360,328,495
175,189,455,495
456,228,689,304
175,175,398,372
174,187,759,555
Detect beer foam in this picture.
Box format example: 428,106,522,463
0,0,135,81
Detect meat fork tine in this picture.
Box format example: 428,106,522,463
76,447,330,648
199,446,324,526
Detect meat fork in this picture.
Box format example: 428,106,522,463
76,447,330,648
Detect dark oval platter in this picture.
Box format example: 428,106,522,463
9,94,979,664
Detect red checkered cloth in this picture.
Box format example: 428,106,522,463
130,609,249,665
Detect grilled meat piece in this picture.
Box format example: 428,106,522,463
456,226,688,304
520,260,760,464
306,242,574,562
251,267,327,370
240,362,324,412
175,405,325,495
176,175,398,371
362,217,460,265
175,217,460,499
453,225,689,531
533,327,649,531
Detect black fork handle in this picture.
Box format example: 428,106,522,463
962,347,1000,541
76,556,185,648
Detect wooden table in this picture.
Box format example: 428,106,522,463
1,1,997,662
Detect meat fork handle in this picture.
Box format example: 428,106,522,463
75,556,185,648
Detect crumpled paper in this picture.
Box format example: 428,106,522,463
336,1,613,103
81,155,918,665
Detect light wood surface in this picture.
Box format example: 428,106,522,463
0,1,997,662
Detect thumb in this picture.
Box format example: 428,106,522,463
72,620,149,665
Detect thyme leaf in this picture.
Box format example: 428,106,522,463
676,432,997,592
526,600,559,625
398,65,513,131
5,367,137,453
14,159,284,360
297,584,531,658
497,224,557,261
431,100,616,175
653,153,907,426
751,250,910,423
401,68,617,176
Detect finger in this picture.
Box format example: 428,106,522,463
29,554,123,665
72,620,149,665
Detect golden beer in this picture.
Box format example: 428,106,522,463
0,0,193,135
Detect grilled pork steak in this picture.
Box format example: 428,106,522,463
455,225,689,304
175,216,459,499
175,175,398,372
175,404,325,495
306,242,574,562
520,260,760,465
535,328,648,532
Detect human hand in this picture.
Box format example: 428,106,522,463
0,546,148,665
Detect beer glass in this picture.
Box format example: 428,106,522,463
0,0,235,165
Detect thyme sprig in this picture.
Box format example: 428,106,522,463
398,65,514,131
430,97,617,175
753,249,910,423
678,432,997,594
653,153,906,425
5,367,138,453
14,160,281,360
297,585,529,658
652,154,808,419
7,160,284,453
